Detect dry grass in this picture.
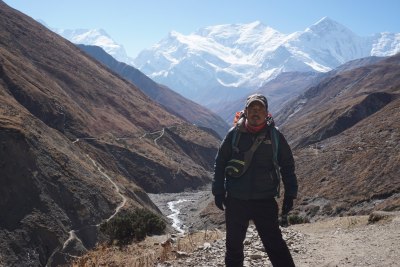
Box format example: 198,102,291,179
72,229,223,267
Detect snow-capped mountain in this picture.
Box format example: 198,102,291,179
52,17,400,114
54,28,135,65
134,17,400,109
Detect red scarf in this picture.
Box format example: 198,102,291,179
245,119,266,133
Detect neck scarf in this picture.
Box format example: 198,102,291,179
245,119,266,133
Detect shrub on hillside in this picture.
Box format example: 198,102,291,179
288,213,310,225
100,208,166,245
368,211,389,224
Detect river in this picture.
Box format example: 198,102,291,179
148,188,212,234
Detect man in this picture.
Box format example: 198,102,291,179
212,94,298,267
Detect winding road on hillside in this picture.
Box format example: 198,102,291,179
52,124,203,265
87,156,127,222
46,142,129,266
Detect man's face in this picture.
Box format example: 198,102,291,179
246,102,267,126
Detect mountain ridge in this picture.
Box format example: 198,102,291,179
76,44,229,138
54,28,136,66
0,2,220,266
53,17,400,123
133,17,400,108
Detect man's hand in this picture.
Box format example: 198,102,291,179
214,194,226,211
282,196,294,215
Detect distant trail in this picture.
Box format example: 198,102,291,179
139,129,163,141
71,123,184,145
154,128,165,146
87,155,127,223
47,149,128,266
72,137,96,144
47,123,188,265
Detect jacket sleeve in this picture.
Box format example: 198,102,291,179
277,132,298,198
212,129,234,196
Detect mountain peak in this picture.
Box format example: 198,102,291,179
168,30,183,38
195,21,271,39
133,17,400,110
246,20,264,29
55,27,135,65
307,17,355,35
315,16,334,24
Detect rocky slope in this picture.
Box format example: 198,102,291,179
0,2,220,266
276,53,400,220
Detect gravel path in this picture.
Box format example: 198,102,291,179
290,214,400,267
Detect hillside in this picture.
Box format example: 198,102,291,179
0,2,220,266
276,53,400,220
217,56,386,123
216,71,323,122
76,44,229,138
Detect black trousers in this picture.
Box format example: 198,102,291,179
225,197,295,267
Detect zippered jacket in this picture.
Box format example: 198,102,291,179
212,124,298,200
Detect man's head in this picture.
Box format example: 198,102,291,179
245,94,268,111
245,94,268,126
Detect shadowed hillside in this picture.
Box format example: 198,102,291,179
77,44,229,138
276,53,400,220
0,2,220,266
216,71,323,123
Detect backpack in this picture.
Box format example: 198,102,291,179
225,111,282,197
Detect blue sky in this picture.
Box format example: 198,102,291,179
4,0,400,58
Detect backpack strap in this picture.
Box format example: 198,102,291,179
231,127,241,154
227,128,267,178
242,131,268,169
270,127,281,198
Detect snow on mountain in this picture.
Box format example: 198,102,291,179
134,21,293,104
284,17,370,71
134,17,400,109
54,28,135,65
370,32,400,56
51,18,400,114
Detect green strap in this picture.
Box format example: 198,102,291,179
230,126,281,198
270,127,281,197
231,128,241,153
229,130,267,177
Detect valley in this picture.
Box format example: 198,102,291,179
0,1,399,266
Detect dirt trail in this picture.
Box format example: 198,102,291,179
149,214,400,267
291,215,400,267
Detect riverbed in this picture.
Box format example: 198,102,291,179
148,187,213,234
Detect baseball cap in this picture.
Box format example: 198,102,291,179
245,94,268,110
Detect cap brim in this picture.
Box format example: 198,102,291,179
246,99,266,107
